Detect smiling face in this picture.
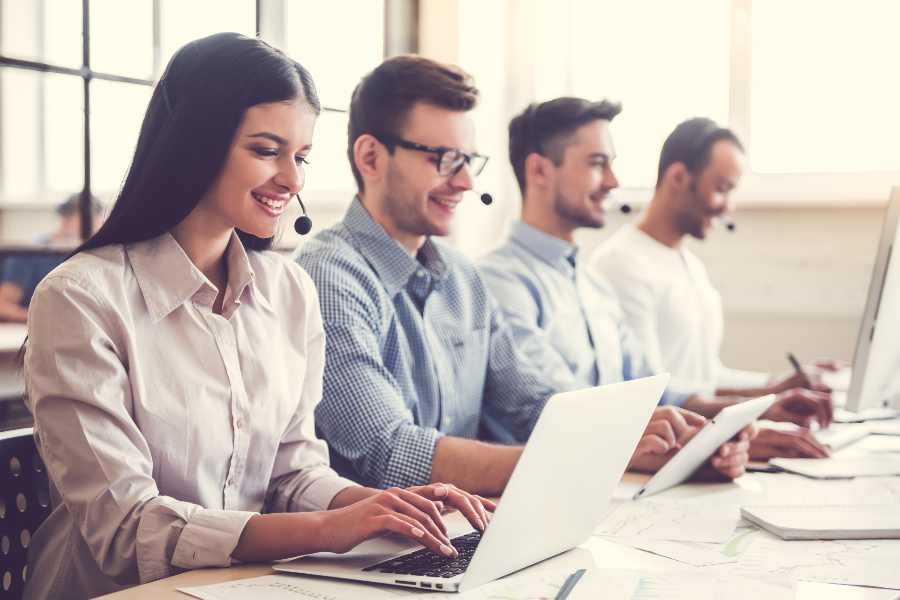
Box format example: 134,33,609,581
195,98,317,239
375,102,477,249
546,119,619,230
674,139,744,239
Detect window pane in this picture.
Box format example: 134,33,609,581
750,0,900,173
0,69,83,202
285,0,384,109
90,81,152,195
90,0,154,79
571,0,731,188
0,0,83,68
305,110,354,191
159,0,255,74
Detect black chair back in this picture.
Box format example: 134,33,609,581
0,428,50,600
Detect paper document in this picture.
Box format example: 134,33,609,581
607,537,737,566
633,571,792,600
796,557,900,590
795,581,900,599
871,421,900,436
455,568,640,600
856,435,900,453
770,456,900,478
595,500,739,543
178,574,415,600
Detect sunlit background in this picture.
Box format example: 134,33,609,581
1,0,899,372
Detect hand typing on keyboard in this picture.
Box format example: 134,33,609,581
319,483,496,558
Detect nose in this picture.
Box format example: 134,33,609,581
604,164,620,191
448,161,474,192
274,157,305,195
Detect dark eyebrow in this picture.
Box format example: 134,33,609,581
246,132,288,145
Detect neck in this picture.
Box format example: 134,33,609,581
521,190,576,244
169,212,232,290
638,189,684,248
358,191,425,256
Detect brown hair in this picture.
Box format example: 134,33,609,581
347,55,479,191
508,97,622,194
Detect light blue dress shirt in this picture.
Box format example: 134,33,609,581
478,221,688,406
295,199,557,489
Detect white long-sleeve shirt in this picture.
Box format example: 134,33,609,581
590,224,769,397
23,232,356,600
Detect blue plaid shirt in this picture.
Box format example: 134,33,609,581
295,198,556,488
479,221,689,406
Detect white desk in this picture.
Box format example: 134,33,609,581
95,440,900,600
0,322,26,400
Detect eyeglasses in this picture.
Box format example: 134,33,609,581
375,134,489,178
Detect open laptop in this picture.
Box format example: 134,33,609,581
274,374,669,593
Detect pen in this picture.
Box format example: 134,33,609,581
555,569,586,599
787,352,809,384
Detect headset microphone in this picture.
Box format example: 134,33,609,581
605,197,632,214
294,194,313,235
715,216,737,232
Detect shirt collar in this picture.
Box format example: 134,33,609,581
127,231,260,322
509,220,578,273
343,196,448,296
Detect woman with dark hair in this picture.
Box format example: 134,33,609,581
23,33,492,600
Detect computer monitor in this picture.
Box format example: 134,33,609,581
845,186,900,413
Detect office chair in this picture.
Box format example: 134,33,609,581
0,428,50,600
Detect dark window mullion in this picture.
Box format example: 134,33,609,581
80,0,92,242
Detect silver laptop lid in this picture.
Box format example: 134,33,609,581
460,374,669,591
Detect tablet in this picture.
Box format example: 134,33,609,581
634,394,776,499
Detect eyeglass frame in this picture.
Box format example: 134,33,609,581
373,133,489,178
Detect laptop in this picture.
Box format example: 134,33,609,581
274,374,669,593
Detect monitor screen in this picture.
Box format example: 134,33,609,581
846,186,900,412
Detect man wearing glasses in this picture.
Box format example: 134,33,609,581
296,56,691,495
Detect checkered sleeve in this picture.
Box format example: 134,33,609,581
299,247,442,489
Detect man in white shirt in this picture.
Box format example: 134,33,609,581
479,98,752,477
591,117,833,459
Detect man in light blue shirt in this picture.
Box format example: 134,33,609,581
296,58,699,494
479,98,751,477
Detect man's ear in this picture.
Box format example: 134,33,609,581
665,162,691,191
524,152,553,190
354,134,386,184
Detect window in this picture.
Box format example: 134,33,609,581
1,1,388,243
571,0,731,189
0,0,257,221
749,0,900,174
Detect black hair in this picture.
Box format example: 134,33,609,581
508,97,622,194
74,32,320,255
656,117,744,188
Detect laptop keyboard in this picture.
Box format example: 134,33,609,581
361,531,482,579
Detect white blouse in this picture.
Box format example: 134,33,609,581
23,232,356,600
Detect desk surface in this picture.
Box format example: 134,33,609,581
0,322,26,353
96,455,900,600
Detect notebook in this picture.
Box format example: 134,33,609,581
741,505,900,540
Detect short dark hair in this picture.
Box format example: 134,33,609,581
57,192,103,217
656,117,744,188
508,97,622,194
347,55,479,191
